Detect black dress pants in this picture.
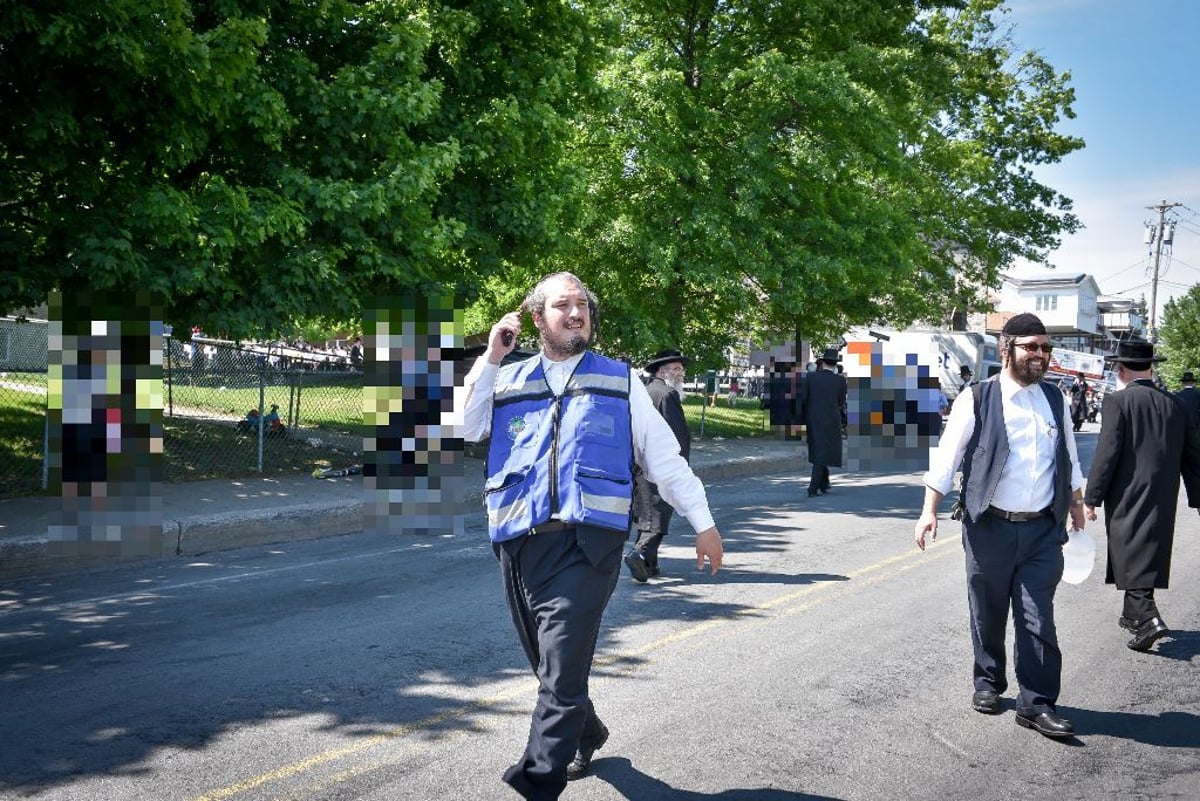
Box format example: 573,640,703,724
496,525,623,800
1123,588,1159,623
963,512,1065,715
631,505,673,569
808,463,830,494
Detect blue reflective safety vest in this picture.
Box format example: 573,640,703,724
484,351,635,543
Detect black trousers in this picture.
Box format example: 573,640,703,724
496,525,623,801
631,506,674,569
808,463,830,494
1123,588,1159,623
963,512,1065,715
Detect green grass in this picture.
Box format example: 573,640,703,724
682,395,771,439
165,417,357,483
164,373,363,435
0,372,363,495
0,386,46,495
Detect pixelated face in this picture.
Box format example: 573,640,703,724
534,277,591,359
1008,336,1052,386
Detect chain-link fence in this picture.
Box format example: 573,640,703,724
0,335,365,497
0,369,48,496
163,338,363,483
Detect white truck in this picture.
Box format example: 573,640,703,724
843,327,1002,400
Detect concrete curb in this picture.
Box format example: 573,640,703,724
0,454,804,581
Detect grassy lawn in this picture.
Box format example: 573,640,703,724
0,383,46,495
165,371,363,435
682,394,771,439
165,417,358,483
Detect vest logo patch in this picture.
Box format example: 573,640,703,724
507,416,526,441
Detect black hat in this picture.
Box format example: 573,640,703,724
1183,371,1197,383
1107,338,1166,365
817,348,841,365
1002,312,1047,337
645,349,691,372
959,365,973,376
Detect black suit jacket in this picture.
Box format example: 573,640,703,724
1084,380,1200,588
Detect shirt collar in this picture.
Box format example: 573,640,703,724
998,369,1039,400
540,350,585,374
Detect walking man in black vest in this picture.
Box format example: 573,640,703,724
914,313,1087,738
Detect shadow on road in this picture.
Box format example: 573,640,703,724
590,756,845,800
1067,707,1200,748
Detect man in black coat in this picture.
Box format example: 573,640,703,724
798,348,847,497
1084,339,1200,652
1176,371,1200,423
625,349,692,581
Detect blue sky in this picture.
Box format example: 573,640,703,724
1003,0,1200,323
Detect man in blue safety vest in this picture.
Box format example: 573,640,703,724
458,271,724,801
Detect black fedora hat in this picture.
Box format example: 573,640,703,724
1108,338,1166,365
645,348,691,372
817,348,841,365
1182,371,1196,382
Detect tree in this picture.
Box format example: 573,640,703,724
0,1,601,337
1157,286,1200,387
529,0,1083,366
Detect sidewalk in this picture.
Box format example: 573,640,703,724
0,437,805,581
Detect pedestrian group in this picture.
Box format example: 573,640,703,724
458,274,1200,800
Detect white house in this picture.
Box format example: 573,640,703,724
993,272,1102,352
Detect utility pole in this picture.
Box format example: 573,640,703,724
1145,199,1182,341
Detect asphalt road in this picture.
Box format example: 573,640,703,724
2,426,1199,801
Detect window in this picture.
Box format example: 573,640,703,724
1035,294,1058,312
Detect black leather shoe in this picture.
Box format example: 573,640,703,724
971,689,1000,714
806,489,819,498
1127,616,1169,651
1118,615,1138,632
624,551,649,583
1016,710,1074,738
566,723,609,781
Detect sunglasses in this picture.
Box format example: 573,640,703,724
1014,342,1053,355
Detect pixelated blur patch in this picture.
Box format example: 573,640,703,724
843,339,942,472
46,290,165,558
363,293,466,536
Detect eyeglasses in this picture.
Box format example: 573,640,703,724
1014,342,1053,355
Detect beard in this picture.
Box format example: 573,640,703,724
664,374,686,397
1012,356,1047,386
542,328,589,359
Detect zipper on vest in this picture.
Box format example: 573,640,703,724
550,395,563,513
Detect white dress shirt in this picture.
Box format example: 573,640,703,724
924,371,1084,513
457,351,716,533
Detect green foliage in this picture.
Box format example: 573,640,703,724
1158,286,1200,387
1,1,601,338
544,0,1082,364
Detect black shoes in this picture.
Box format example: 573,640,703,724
1016,710,1074,739
971,689,1000,714
623,551,649,583
565,723,609,781
1127,616,1169,651
1117,615,1138,632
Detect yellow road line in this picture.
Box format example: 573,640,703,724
194,533,959,801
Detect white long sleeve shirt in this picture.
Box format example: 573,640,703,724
923,371,1084,513
457,351,716,533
